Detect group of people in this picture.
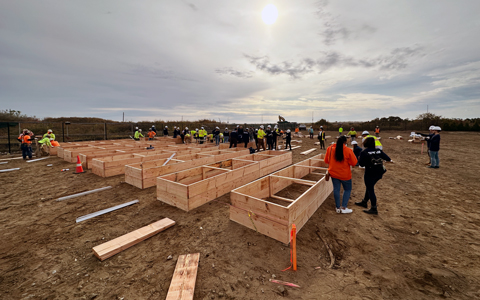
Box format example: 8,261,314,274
17,129,59,159
325,129,392,215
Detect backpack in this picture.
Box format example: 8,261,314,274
370,155,386,175
249,147,255,154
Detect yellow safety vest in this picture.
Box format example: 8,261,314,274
257,129,265,139
366,135,382,147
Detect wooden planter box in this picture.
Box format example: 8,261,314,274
125,149,250,189
157,151,292,212
229,154,332,244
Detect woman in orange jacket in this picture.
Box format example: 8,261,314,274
324,136,358,213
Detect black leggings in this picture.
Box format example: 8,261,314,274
286,138,291,150
229,138,237,148
364,175,381,207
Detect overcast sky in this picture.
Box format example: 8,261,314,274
1,0,479,123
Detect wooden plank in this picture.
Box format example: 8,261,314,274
270,175,316,186
270,195,295,203
300,148,317,155
165,253,200,300
92,218,175,261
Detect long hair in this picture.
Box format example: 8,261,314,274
363,137,376,149
335,136,347,162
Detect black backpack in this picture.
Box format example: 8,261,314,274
370,155,386,175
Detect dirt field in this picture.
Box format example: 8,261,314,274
1,131,479,300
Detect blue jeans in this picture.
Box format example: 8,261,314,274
224,136,229,143
331,177,352,208
430,151,439,167
215,135,220,145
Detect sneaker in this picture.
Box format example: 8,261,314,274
428,166,435,168
363,208,378,215
354,201,368,208
340,207,353,214
335,208,341,213
434,166,439,169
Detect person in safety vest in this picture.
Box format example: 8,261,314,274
148,128,156,140
43,129,56,141
134,129,144,141
338,125,343,137
318,126,326,149
361,131,382,150
18,129,34,159
257,125,266,152
347,127,357,142
374,126,380,137
199,127,207,144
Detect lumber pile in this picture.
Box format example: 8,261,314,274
92,218,175,261
166,253,200,300
229,153,332,244
157,151,293,211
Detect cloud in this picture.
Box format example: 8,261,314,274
246,46,424,78
215,67,254,79
184,1,198,11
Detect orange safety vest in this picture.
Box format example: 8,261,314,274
375,128,380,133
148,131,156,138
295,128,299,133
21,135,32,144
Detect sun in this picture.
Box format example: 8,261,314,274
262,4,278,25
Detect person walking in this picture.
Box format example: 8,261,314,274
428,126,441,169
355,137,393,214
223,128,229,143
229,128,238,148
285,129,292,150
347,127,357,142
318,126,326,149
324,136,358,214
309,126,314,139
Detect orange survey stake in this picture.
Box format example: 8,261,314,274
292,224,297,271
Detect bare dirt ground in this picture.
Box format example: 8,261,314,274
1,131,479,300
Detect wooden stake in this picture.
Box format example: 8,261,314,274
292,224,297,271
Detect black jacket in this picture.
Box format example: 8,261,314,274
429,134,440,151
359,148,391,177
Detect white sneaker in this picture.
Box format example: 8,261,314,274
341,207,353,214
335,208,341,213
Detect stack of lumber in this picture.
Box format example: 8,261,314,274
229,153,332,244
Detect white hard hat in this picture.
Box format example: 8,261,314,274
274,125,278,128
201,127,204,129
216,126,219,129
320,126,323,128
225,127,228,130
287,129,291,133
152,125,155,127
185,127,188,130
48,129,52,132
351,141,358,145
362,131,369,135
434,126,441,131
173,126,176,129
260,125,264,129
196,128,198,131
139,129,142,132
49,138,54,141
267,125,271,128
429,125,435,130
165,126,168,128
135,127,138,129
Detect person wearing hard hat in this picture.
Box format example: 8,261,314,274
374,126,380,137
213,126,221,146
223,127,230,143
148,128,156,140
151,125,157,133
257,125,266,152
285,129,292,150
194,128,199,143
43,129,56,141
134,128,144,141
18,129,34,160
428,126,441,169
273,125,280,150
418,125,436,165
163,126,168,137
351,141,362,166
242,127,250,148
338,124,343,137
318,126,326,149
347,127,357,142
181,127,189,144
265,125,274,150
361,131,382,150
173,126,178,138
199,127,207,144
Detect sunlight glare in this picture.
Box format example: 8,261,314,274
262,4,278,25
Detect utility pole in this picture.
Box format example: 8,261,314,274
123,112,124,122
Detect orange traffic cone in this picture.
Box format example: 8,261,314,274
74,155,85,174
